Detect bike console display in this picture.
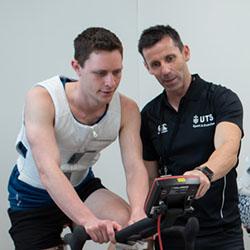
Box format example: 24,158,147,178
144,175,200,217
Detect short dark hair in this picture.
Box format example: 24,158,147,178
74,27,123,67
138,25,184,56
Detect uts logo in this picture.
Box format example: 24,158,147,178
158,123,168,134
193,114,215,128
193,115,199,124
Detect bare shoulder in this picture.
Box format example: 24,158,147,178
26,86,53,108
26,85,51,102
119,93,140,112
119,93,140,128
25,86,54,122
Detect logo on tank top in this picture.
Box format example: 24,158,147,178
158,123,168,134
192,114,215,128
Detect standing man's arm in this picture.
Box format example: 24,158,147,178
184,121,242,198
203,122,242,180
25,87,120,243
119,94,149,224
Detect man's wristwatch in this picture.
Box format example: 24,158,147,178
196,166,214,182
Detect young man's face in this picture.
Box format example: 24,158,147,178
142,36,190,94
76,49,123,105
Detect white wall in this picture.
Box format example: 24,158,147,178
0,0,249,249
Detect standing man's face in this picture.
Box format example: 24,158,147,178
142,36,191,94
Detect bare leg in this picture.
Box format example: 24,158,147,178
84,188,131,226
85,190,155,250
85,188,131,250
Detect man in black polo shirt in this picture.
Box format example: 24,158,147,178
138,24,244,250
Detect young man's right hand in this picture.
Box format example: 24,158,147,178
84,216,122,243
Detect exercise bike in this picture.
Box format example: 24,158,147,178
64,175,200,250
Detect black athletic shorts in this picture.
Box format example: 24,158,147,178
8,177,105,250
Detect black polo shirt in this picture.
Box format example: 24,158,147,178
141,74,244,235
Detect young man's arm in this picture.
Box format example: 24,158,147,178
184,121,242,198
143,160,159,187
119,94,149,224
25,86,120,243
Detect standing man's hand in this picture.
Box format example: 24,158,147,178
184,170,211,199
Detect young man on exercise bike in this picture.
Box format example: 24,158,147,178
7,27,149,250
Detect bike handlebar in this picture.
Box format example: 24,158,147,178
64,218,155,249
63,175,201,249
64,213,199,250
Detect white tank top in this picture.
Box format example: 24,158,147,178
16,75,121,188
